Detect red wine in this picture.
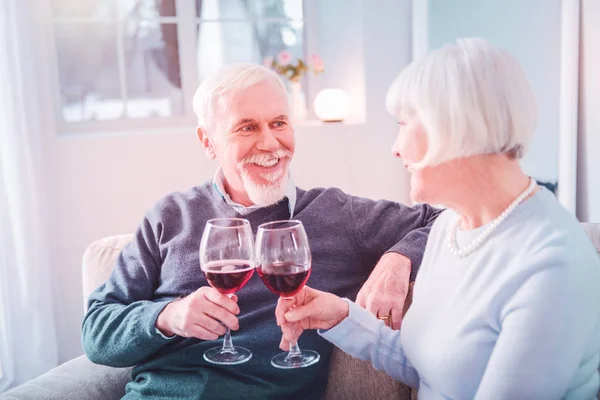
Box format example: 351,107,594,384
203,260,255,294
257,262,311,297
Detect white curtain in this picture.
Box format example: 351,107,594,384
0,0,58,391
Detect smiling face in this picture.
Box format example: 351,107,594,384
199,78,295,207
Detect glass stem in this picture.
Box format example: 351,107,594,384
222,327,234,353
284,297,302,359
287,339,302,358
222,294,235,353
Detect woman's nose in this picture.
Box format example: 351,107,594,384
391,136,402,158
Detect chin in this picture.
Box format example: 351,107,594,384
242,172,289,207
409,176,430,204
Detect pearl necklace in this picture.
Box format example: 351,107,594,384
447,178,538,258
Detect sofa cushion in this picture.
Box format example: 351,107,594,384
582,223,600,255
1,356,131,400
82,234,134,311
323,350,413,400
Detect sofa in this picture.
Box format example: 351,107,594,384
3,223,599,400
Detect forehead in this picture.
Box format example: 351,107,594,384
220,80,288,124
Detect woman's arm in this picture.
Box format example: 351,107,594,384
320,300,420,388
277,287,420,388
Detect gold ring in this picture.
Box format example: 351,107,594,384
377,313,392,327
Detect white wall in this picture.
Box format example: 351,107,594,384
42,0,413,362
577,0,600,222
427,0,562,183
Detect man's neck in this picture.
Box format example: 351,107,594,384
223,178,254,207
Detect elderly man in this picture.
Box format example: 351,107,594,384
82,64,440,400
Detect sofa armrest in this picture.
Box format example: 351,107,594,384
1,356,131,400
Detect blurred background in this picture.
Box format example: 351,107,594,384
1,0,599,391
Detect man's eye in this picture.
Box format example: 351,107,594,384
272,121,286,128
239,125,256,133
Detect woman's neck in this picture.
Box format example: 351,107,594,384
443,156,535,230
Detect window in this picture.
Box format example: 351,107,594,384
49,0,307,134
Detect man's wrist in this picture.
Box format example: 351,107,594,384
156,300,177,337
382,252,412,272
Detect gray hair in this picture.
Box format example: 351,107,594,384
192,63,287,131
386,38,537,168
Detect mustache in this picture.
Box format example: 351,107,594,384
239,149,293,166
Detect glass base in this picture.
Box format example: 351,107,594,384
203,346,252,365
271,350,320,369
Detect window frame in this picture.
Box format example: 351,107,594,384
43,0,317,136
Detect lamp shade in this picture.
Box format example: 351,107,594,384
314,89,350,122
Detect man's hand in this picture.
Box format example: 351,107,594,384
356,252,411,330
156,287,240,340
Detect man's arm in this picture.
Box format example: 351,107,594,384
350,197,441,277
81,209,240,368
351,196,441,328
81,214,174,367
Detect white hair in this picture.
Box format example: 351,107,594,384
192,63,288,131
386,38,537,168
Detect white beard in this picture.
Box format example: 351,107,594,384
240,169,289,207
237,150,291,207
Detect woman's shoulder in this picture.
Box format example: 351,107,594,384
512,190,594,257
501,190,600,283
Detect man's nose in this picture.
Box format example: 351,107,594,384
256,127,280,151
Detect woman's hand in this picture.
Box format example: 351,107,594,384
275,286,349,350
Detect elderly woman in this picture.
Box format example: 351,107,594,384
276,38,600,399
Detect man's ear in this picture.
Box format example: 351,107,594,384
197,127,217,159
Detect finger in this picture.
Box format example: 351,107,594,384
285,300,320,323
279,337,290,351
366,295,388,316
281,323,296,343
275,298,287,326
292,323,304,341
194,314,227,336
203,289,240,315
391,306,403,330
203,303,239,330
230,294,239,302
182,324,220,341
355,286,368,308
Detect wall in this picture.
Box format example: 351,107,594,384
42,0,413,362
577,0,600,222
427,0,562,183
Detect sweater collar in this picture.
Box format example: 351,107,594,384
212,167,296,218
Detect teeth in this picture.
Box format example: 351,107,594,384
254,159,279,167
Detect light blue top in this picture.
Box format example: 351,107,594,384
321,189,600,399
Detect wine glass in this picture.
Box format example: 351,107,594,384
199,218,255,365
255,220,320,369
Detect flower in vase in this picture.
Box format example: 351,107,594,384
262,56,274,68
277,50,293,65
264,51,325,83
311,55,325,74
